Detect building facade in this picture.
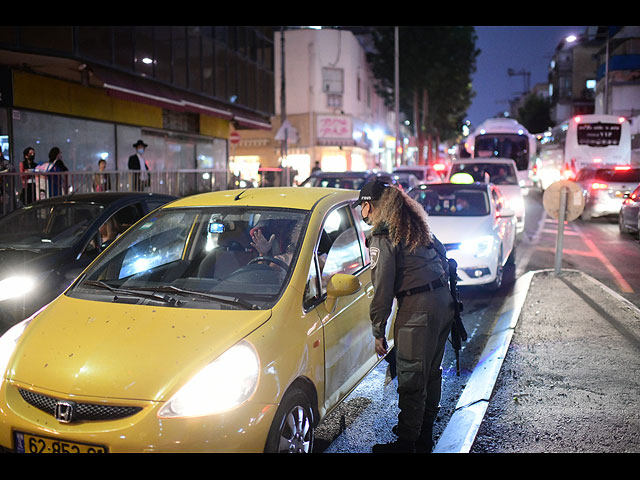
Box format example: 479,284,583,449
0,26,275,193
231,28,397,186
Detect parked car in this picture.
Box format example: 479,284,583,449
574,166,640,221
448,158,525,234
0,192,176,333
0,187,391,453
408,183,516,291
619,183,640,238
393,164,444,184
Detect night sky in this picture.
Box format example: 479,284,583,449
466,25,588,127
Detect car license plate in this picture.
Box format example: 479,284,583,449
14,431,107,453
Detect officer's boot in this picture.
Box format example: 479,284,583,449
372,438,416,453
415,419,434,453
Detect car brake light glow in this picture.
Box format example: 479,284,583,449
574,116,582,123
433,163,445,171
614,165,631,171
593,158,602,163
618,116,626,123
591,182,608,190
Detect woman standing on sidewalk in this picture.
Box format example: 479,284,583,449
355,178,455,453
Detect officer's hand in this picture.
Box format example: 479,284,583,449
375,337,388,357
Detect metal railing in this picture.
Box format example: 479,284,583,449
0,169,230,216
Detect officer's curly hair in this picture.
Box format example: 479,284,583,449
370,185,433,252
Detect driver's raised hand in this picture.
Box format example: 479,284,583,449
250,229,276,256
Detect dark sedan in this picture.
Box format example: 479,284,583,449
0,192,176,332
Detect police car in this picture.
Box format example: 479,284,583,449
408,181,517,291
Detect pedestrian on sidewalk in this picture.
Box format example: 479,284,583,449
355,178,455,453
19,147,38,205
128,139,149,191
93,159,112,192
46,147,69,197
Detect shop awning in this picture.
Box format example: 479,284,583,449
91,65,271,129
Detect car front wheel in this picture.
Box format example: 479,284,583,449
264,388,315,453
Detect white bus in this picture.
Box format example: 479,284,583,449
537,114,631,190
464,118,537,189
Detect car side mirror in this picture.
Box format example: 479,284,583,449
325,273,361,313
499,207,515,218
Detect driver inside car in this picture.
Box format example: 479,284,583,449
249,222,300,267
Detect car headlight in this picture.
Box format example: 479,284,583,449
0,276,36,302
0,317,33,380
458,235,494,257
158,340,260,418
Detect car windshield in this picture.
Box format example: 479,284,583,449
0,202,104,250
409,187,490,216
68,206,309,310
450,162,518,185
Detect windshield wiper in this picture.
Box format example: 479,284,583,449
148,285,260,310
82,280,183,306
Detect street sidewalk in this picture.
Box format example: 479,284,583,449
435,269,640,453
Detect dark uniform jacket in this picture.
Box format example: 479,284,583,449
367,224,447,339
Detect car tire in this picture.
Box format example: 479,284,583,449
486,250,503,292
506,244,516,265
619,211,628,234
264,387,315,453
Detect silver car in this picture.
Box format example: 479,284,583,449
575,166,640,221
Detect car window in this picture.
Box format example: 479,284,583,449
317,206,365,292
0,202,103,249
409,187,490,216
594,168,640,183
450,162,517,185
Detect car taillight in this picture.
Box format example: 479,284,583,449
591,182,608,190
614,165,631,171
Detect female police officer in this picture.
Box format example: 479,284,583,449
354,178,455,453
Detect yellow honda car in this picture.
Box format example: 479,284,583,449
0,187,394,453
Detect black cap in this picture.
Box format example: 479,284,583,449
353,178,389,207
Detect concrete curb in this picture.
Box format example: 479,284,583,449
433,270,536,453
433,267,640,453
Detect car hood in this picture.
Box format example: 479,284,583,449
0,248,64,277
428,215,493,244
7,295,272,402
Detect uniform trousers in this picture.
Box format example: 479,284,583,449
394,286,454,442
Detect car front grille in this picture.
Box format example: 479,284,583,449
19,388,142,422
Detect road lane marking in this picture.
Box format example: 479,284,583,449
572,222,634,293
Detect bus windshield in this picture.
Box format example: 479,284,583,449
475,134,530,171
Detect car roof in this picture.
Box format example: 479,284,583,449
21,192,176,207
310,171,372,177
452,157,517,166
166,187,357,211
411,182,490,192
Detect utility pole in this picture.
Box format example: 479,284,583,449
280,27,289,185
394,26,400,167
507,68,531,95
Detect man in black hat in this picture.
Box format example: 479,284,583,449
128,139,149,191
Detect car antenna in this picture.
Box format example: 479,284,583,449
234,189,248,201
